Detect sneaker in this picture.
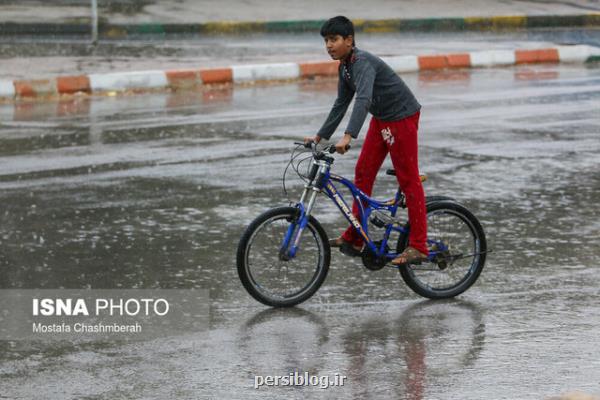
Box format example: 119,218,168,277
391,246,428,265
329,237,363,257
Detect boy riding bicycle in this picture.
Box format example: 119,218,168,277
303,16,428,265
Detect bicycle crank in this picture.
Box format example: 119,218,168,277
361,241,389,271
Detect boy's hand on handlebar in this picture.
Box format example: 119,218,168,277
303,135,321,146
335,134,352,154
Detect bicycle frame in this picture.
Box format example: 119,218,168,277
324,173,407,257
280,159,409,261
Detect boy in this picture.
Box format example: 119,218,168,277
303,16,427,265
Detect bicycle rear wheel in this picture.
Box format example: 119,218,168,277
397,200,487,299
237,206,330,307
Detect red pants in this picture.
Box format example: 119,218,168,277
341,111,428,255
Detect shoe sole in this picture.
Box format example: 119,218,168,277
391,258,426,266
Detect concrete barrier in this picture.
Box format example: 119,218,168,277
0,45,599,101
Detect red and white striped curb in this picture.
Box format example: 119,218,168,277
0,45,598,100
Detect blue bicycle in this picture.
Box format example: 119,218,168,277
237,142,487,307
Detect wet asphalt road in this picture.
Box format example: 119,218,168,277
0,62,600,399
1,29,600,79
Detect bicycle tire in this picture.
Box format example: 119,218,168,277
237,206,330,307
425,195,455,204
396,200,487,299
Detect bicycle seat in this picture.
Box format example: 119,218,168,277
386,169,428,182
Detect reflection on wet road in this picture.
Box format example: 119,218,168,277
0,63,599,399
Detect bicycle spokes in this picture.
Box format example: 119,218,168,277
398,201,487,299
237,207,330,307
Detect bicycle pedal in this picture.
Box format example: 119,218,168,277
339,243,363,257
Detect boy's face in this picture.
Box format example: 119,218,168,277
323,34,354,60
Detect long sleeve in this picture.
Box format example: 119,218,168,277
316,74,353,140
344,59,375,138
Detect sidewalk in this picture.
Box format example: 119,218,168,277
1,0,600,37
2,0,600,24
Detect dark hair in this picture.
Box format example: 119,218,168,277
320,16,355,46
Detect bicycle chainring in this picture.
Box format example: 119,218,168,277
361,241,389,271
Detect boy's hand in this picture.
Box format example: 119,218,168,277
303,135,321,146
335,134,352,154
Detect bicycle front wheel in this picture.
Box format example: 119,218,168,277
237,206,330,307
397,200,487,299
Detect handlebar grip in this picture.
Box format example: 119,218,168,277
328,144,351,153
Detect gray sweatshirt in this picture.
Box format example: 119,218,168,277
317,47,421,140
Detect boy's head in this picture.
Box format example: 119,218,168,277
320,16,355,61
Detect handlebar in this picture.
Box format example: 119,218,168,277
294,141,351,155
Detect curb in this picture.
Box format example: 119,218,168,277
1,14,600,37
1,45,599,101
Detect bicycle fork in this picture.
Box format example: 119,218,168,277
279,162,327,260
279,187,319,260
